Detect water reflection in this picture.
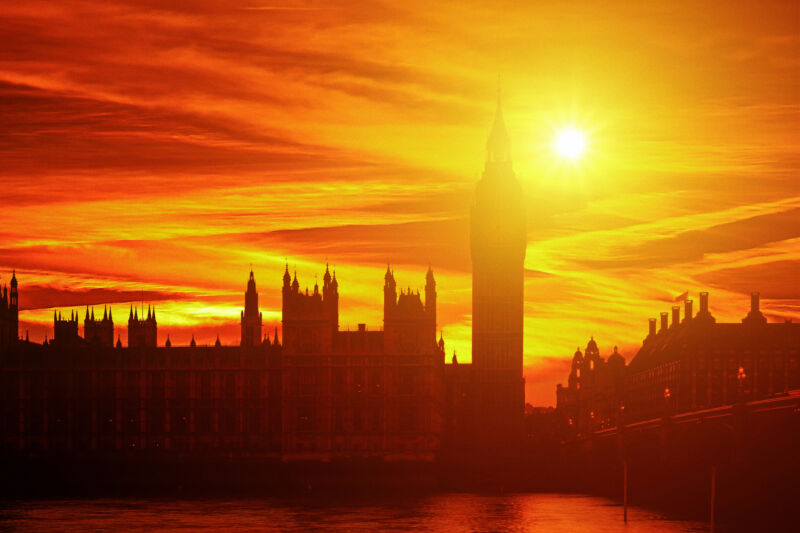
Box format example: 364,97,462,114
0,493,704,532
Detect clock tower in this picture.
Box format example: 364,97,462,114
470,93,527,448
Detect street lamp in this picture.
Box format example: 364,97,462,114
737,365,747,401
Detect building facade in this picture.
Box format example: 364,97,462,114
280,264,443,460
555,339,626,436
556,292,800,438
0,268,444,461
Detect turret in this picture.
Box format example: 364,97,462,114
241,268,262,346
54,307,80,345
323,262,332,286
695,291,716,324
283,262,291,289
742,291,767,326
128,302,157,348
8,269,19,310
383,265,396,322
425,265,436,328
281,264,338,355
8,270,19,344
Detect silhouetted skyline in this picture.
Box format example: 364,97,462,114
3,2,800,407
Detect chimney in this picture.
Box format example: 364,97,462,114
672,306,680,327
648,318,657,337
699,292,709,314
357,323,366,332
751,292,760,313
684,299,693,321
660,312,668,332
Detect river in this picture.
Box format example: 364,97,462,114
0,493,705,532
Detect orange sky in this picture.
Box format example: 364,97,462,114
1,1,799,405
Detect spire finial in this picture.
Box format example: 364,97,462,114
486,79,511,164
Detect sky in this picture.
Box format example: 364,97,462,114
1,1,799,405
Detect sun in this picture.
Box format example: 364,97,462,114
554,127,587,160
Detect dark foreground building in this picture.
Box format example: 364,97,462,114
0,267,443,461
557,292,800,437
0,99,528,461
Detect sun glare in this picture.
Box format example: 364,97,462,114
554,128,587,160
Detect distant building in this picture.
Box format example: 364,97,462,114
556,339,626,436
0,271,18,349
626,292,800,420
0,268,446,460
280,263,443,460
556,292,800,438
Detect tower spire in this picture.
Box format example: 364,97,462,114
486,79,511,165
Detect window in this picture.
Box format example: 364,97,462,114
200,373,211,400
225,373,236,399
125,412,138,434
247,374,260,398
175,373,189,399
333,368,346,394
149,410,165,433
298,404,314,432
196,410,211,434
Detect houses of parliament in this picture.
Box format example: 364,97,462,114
0,98,528,461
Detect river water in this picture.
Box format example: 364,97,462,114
0,493,704,532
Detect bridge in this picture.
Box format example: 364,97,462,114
561,391,800,531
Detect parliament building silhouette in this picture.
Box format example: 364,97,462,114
0,97,527,460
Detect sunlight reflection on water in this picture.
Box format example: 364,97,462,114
0,493,705,532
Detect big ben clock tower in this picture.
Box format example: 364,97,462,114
470,92,527,448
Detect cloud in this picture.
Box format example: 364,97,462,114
16,285,188,311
